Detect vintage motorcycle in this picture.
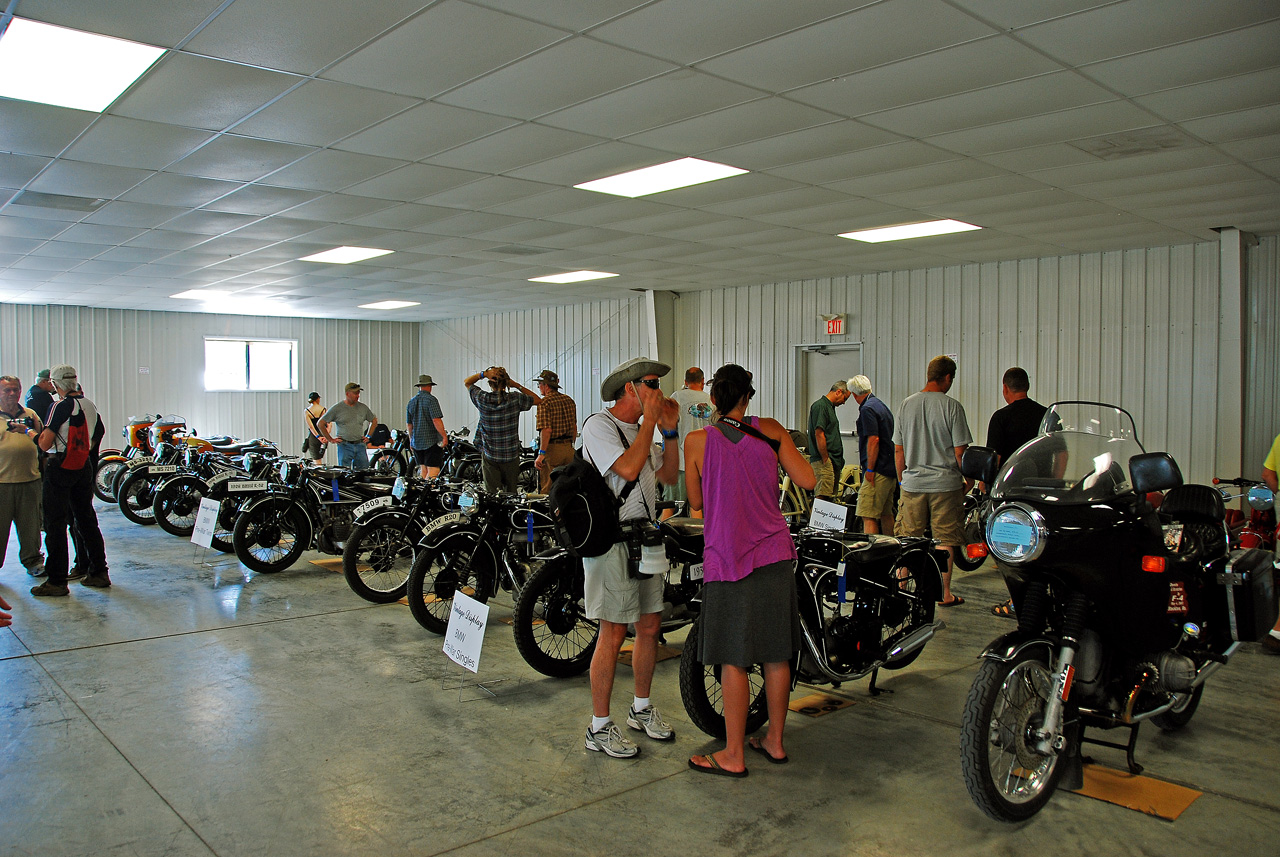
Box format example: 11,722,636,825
340,475,460,603
957,402,1274,821
1214,476,1278,552
150,442,281,538
511,515,706,678
94,413,159,502
679,526,947,739
403,487,562,634
231,460,394,573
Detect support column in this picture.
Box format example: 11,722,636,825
1217,228,1246,479
645,290,677,392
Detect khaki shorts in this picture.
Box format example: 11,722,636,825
895,488,965,546
812,459,835,497
583,542,665,624
855,473,896,519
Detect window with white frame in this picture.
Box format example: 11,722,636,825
204,338,297,391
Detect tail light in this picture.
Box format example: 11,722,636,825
965,543,988,560
1141,555,1166,573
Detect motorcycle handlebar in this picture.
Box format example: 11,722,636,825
1213,477,1261,487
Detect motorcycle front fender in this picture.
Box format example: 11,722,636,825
242,492,317,543
979,630,1057,664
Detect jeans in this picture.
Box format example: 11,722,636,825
336,441,369,470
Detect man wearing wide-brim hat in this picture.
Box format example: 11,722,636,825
580,357,681,759
406,374,449,480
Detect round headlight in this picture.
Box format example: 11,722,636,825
985,503,1048,564
457,486,480,516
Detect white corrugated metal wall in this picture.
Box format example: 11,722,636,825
675,242,1234,483
419,297,647,441
0,304,419,452
1245,234,1280,470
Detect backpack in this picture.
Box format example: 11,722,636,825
58,400,92,471
545,415,638,558
368,424,391,446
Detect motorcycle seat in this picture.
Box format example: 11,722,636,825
845,534,903,565
661,517,704,538
212,442,266,455
1161,483,1225,523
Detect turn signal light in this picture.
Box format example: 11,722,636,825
965,543,988,560
1141,555,1166,573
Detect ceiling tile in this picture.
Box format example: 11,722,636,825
262,150,407,192
168,135,315,182
231,79,420,147
1016,0,1279,66
159,209,262,236
701,185,852,218
926,101,1160,155
201,185,325,216
110,53,301,131
28,239,103,258
974,143,1101,172
590,0,857,65
437,37,675,120
1220,132,1280,162
324,1,568,98
0,153,52,188
343,164,487,202
1030,147,1232,187
483,188,610,220
0,215,67,240
698,0,996,91
120,173,243,207
0,100,97,158
53,223,147,246
28,161,153,198
334,103,517,162
1181,104,1280,143
625,97,843,154
772,140,957,184
705,121,903,171
60,116,213,170
277,194,399,223
185,0,430,74
834,159,1009,197
19,0,230,46
83,201,188,228
874,174,1052,208
505,140,682,184
1132,66,1280,123
418,176,561,210
425,123,605,174
344,203,458,231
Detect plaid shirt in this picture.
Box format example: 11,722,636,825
469,385,533,462
535,390,577,443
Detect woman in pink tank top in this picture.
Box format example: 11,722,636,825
683,365,815,776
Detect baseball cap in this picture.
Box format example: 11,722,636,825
345,382,362,392
49,364,78,386
533,369,559,388
36,368,50,381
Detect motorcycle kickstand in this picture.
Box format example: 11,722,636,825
867,668,893,697
1079,721,1144,776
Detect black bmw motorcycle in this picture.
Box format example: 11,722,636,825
957,402,1274,821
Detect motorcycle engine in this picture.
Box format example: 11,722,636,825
318,509,354,554
1141,651,1198,693
826,599,882,671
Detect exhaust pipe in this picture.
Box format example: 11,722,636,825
885,620,945,664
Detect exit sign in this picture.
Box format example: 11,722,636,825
826,317,844,335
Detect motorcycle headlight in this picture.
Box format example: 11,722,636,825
985,503,1048,564
391,477,407,500
457,486,479,516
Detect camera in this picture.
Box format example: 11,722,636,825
8,417,34,432
621,519,664,578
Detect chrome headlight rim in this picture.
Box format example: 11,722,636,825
985,502,1049,564
457,485,480,516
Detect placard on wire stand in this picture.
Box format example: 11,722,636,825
190,498,238,569
441,590,527,701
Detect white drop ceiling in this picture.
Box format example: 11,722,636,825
0,0,1277,320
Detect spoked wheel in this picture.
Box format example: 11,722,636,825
232,497,309,573
1151,684,1204,731
210,498,239,553
342,516,417,603
678,618,769,740
370,449,407,477
406,531,487,635
960,648,1066,822
117,469,160,525
881,557,939,670
512,555,597,677
94,456,127,502
780,488,807,524
152,476,207,537
518,461,539,494
456,460,481,484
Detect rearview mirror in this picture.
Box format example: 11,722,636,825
1247,485,1275,511
961,446,998,485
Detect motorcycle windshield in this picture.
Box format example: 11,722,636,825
992,402,1145,505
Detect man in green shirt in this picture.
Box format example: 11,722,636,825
808,379,852,498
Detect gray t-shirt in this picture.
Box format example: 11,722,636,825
581,410,663,523
322,400,377,442
892,391,973,492
671,387,713,467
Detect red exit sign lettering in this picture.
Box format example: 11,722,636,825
826,317,843,335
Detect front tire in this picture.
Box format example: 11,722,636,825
232,497,309,573
370,449,407,477
405,531,487,634
153,476,207,537
512,555,597,677
678,618,769,740
960,649,1065,822
117,469,159,525
342,515,417,603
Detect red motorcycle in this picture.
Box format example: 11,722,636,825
1214,476,1278,551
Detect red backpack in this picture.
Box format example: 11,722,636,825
58,400,92,471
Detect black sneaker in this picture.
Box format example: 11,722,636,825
80,574,112,588
67,565,87,582
31,581,70,597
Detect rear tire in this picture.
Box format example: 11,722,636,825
370,449,407,477
342,515,417,603
518,461,539,494
94,456,127,502
405,531,486,634
1151,685,1204,731
678,618,769,739
512,555,597,677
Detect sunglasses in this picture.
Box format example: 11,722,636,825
635,378,661,389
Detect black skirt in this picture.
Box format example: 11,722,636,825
697,560,800,668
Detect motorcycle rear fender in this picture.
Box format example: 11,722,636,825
978,630,1057,664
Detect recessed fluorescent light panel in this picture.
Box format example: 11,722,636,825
839,219,981,243
359,300,420,310
171,289,232,300
528,271,619,284
299,246,394,264
574,157,747,198
0,17,165,112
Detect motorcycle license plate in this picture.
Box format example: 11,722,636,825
207,471,233,487
147,464,177,474
354,496,393,518
423,512,463,536
687,562,704,581
227,480,268,493
127,456,154,468
1163,524,1184,551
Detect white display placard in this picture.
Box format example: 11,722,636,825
191,498,221,548
443,590,489,674
810,498,848,531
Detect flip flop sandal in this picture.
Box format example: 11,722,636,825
688,754,749,778
748,737,788,764
991,600,1016,618
937,595,965,607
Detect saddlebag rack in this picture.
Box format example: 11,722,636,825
1216,548,1278,642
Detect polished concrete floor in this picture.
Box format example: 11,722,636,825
2,501,1279,857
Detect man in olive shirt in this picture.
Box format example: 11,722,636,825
1,374,45,577
318,383,379,470
808,380,852,497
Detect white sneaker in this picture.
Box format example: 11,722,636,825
26,562,46,577
627,704,675,741
585,721,639,758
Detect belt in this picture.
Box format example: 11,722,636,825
550,437,573,443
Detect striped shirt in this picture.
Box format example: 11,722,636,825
535,390,577,442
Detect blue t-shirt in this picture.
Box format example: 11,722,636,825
855,394,896,477
405,391,444,450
